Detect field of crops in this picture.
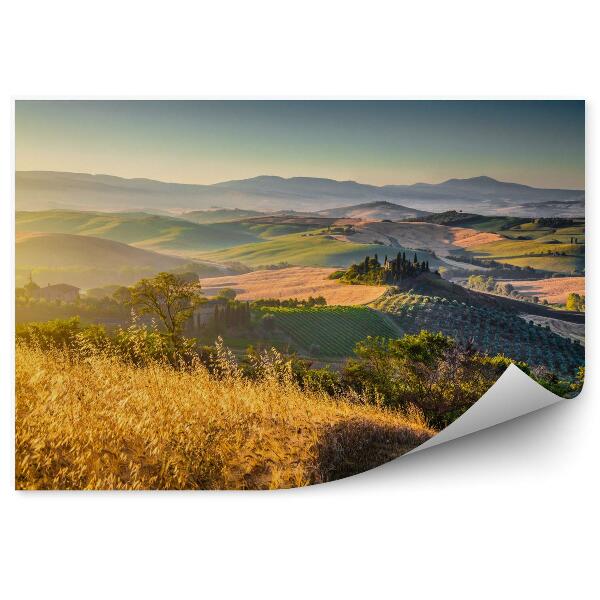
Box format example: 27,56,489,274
373,293,584,379
260,305,399,357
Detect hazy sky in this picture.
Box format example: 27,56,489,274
16,100,585,188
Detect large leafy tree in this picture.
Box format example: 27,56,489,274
129,272,204,344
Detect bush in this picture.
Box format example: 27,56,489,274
342,331,529,428
16,317,87,350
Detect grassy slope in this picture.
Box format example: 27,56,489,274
16,345,432,490
200,230,434,268
15,210,266,254
15,232,197,288
462,238,584,273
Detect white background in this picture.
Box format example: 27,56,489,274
1,1,597,598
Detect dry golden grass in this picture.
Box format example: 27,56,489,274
16,344,432,490
449,227,504,249
504,277,585,305
200,266,387,305
331,221,503,256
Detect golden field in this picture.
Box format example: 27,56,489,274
200,266,387,305
15,344,432,490
330,221,503,256
503,276,585,305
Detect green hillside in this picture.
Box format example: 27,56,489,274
15,210,263,254
502,222,585,244
460,238,584,274
201,230,439,268
243,222,323,238
16,232,202,289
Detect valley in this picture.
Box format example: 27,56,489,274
16,192,585,384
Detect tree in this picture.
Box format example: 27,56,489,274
565,293,585,312
129,272,204,344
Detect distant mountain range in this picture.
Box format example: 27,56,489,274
16,171,585,217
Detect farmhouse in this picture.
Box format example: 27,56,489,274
33,283,80,302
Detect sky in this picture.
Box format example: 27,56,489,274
15,100,585,189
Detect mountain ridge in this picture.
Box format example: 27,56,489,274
16,171,584,217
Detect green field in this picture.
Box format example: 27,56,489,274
201,229,439,268
494,255,585,273
457,234,585,274
260,305,400,357
372,293,584,378
201,231,398,268
466,239,583,258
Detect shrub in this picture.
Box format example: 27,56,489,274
16,317,86,350
342,331,529,428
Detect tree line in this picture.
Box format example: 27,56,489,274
342,252,431,285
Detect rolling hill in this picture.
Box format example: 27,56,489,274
16,171,584,216
416,210,528,231
16,232,198,288
15,210,265,255
372,290,584,379
318,201,430,220
456,238,585,274
200,230,439,269
180,208,265,223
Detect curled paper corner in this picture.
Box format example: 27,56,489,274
409,364,569,454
